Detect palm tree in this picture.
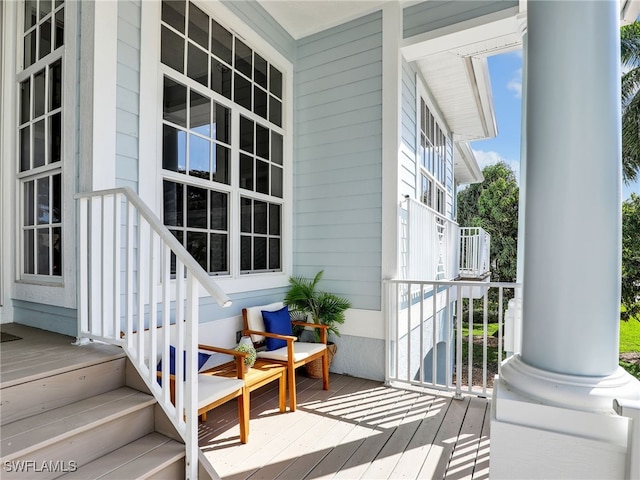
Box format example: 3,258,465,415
621,21,640,184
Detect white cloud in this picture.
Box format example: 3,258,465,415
473,149,521,184
507,68,522,99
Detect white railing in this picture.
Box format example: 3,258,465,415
459,227,491,278
403,198,459,281
76,187,231,479
385,279,520,398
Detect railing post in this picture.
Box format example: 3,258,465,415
185,273,199,480
75,197,89,344
455,285,463,399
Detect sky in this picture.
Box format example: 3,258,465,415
470,50,640,201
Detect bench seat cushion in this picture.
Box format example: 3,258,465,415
198,374,244,410
257,341,326,362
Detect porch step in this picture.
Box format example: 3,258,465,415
61,432,185,479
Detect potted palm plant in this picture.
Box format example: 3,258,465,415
284,270,351,377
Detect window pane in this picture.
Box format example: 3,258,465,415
20,126,30,171
39,18,52,60
24,230,35,274
50,59,62,110
210,18,232,64
211,60,231,99
269,204,280,235
213,104,229,143
49,112,61,164
37,177,49,224
52,174,61,223
269,238,280,270
52,226,61,275
190,90,210,136
20,79,30,125
24,181,35,226
234,73,251,110
210,191,227,230
161,25,184,73
24,31,36,68
212,144,230,184
186,185,207,228
34,69,46,118
254,53,267,88
33,119,46,168
255,123,269,159
54,9,64,49
188,2,208,49
186,231,207,270
239,154,253,191
240,197,251,233
271,165,283,198
256,159,269,195
210,233,227,273
37,229,50,275
163,77,187,126
254,237,267,270
162,0,185,33
254,86,267,119
187,43,208,86
254,200,267,234
269,65,282,98
40,0,52,19
240,116,253,153
240,236,251,270
188,134,210,179
162,125,186,173
235,38,252,78
269,96,282,127
271,132,283,165
25,0,37,29
163,180,183,226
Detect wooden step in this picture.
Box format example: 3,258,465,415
1,387,156,479
0,357,127,426
60,432,185,479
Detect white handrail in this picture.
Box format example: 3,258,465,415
75,186,231,479
385,278,520,398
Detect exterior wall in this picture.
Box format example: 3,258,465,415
13,301,77,337
116,0,141,190
400,58,418,199
403,0,519,39
294,11,383,311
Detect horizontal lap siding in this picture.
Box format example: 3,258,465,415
116,1,140,188
403,0,519,38
400,59,417,198
295,12,383,310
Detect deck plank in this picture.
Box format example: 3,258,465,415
444,396,488,480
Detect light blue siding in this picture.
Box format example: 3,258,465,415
403,0,518,39
400,59,417,198
13,301,77,337
220,1,295,62
116,1,141,190
294,11,383,311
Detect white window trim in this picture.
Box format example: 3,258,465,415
9,0,79,309
415,72,453,220
140,0,293,296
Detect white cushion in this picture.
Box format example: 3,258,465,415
244,302,284,343
197,374,244,410
257,341,326,362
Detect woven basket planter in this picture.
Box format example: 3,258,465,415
305,342,337,378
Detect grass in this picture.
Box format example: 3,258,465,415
619,317,640,353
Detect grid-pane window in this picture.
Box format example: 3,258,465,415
19,1,65,279
419,97,447,216
160,0,285,275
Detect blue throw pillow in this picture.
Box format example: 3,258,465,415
262,306,292,351
157,346,211,385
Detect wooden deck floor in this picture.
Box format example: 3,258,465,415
199,373,491,480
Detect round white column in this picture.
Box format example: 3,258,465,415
521,0,621,376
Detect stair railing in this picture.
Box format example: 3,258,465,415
76,186,231,479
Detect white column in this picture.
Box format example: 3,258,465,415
491,2,640,477
522,0,620,376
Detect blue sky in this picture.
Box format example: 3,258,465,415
471,50,639,201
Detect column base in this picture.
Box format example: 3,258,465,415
490,355,640,479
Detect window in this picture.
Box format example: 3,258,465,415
419,97,448,216
18,1,65,280
160,0,285,275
